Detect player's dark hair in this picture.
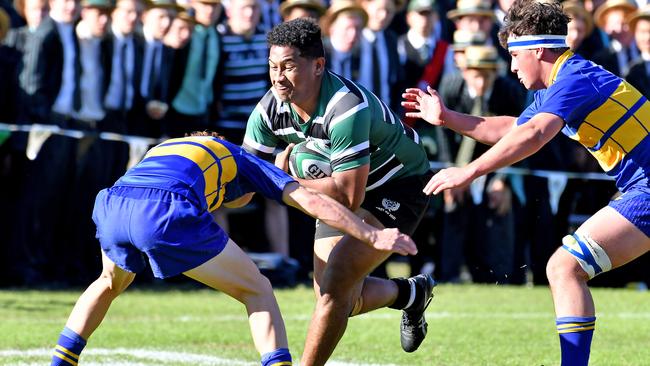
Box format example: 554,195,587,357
267,18,325,59
187,130,227,140
498,0,570,54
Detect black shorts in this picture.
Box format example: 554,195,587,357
314,171,434,240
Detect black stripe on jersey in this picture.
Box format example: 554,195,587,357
331,147,370,169
367,155,402,188
242,144,274,162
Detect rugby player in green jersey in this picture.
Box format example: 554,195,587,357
243,18,437,365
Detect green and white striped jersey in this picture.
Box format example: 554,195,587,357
243,70,430,190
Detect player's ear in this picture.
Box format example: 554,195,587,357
314,57,325,76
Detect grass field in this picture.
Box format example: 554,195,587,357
1,284,649,365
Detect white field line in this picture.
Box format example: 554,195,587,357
0,348,399,366
7,311,650,325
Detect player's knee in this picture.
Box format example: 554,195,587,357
97,269,133,297
240,273,274,304
547,233,612,283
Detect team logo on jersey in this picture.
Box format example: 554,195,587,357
376,198,400,221
381,199,400,212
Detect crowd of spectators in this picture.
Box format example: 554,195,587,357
0,0,647,287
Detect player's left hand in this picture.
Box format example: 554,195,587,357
372,228,418,256
275,143,295,172
424,167,475,195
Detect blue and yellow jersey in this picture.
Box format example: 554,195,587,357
114,136,296,212
518,51,650,192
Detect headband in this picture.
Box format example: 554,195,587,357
507,35,567,51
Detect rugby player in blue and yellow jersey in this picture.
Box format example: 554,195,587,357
404,0,650,365
50,132,418,366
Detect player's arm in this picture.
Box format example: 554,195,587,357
277,147,367,210
281,182,417,255
424,112,564,194
402,86,516,145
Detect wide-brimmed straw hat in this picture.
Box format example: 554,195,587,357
627,4,650,31
593,0,637,28
320,0,368,34
447,0,495,20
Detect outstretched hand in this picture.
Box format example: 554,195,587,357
371,228,418,256
423,166,475,195
401,86,446,126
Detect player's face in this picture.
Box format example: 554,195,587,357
510,48,544,90
269,45,325,104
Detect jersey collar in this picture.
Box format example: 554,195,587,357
547,49,574,86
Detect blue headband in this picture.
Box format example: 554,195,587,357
507,35,567,51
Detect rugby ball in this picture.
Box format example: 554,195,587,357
288,140,332,179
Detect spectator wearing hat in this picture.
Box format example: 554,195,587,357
625,5,650,97
592,0,638,76
137,0,182,137
279,0,325,21
435,45,525,283
164,9,194,48
358,0,404,110
321,0,367,81
563,1,599,59
167,0,221,136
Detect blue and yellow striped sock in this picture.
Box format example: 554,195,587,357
556,316,596,366
260,347,292,366
51,327,86,366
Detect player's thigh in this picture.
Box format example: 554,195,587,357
100,251,136,293
321,234,393,295
575,206,650,268
312,208,386,285
183,239,270,302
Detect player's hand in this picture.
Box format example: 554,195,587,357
371,228,418,256
424,166,475,195
401,86,445,126
275,143,295,173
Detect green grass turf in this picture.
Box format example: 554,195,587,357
1,284,649,365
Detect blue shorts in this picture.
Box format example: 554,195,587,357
609,185,650,238
92,186,229,278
